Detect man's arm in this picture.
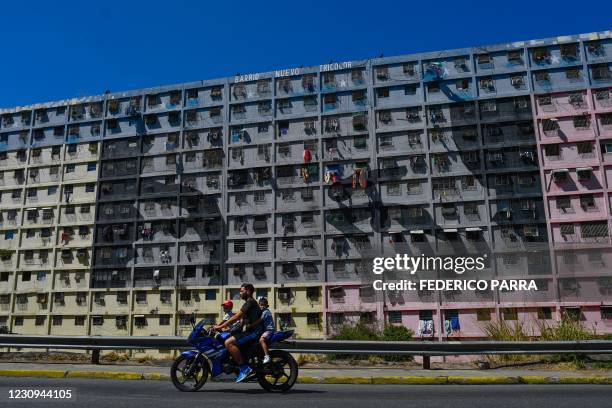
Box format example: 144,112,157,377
215,310,243,330
246,317,262,331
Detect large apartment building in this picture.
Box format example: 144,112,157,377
1,30,611,342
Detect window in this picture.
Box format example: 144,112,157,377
306,313,320,326
535,71,550,82
538,307,552,320
556,196,571,210
353,136,367,150
560,43,578,60
481,100,497,112
544,144,560,157
511,75,524,87
533,48,550,62
477,53,491,65
601,114,612,126
376,66,389,80
159,315,171,326
503,308,518,321
301,187,314,201
179,290,191,302
577,142,593,155
256,239,268,252
566,68,581,79
136,291,147,304
33,315,48,326
573,115,590,129
376,88,389,98
477,309,491,321
116,292,128,304
402,63,415,76
479,77,494,90
404,84,417,94
205,289,216,301
234,240,245,253
281,238,294,249
51,315,62,326
451,80,468,94
560,224,575,235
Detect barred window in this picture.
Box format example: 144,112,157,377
256,239,268,252
234,240,245,253
386,182,401,196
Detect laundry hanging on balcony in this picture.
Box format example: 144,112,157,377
324,165,341,184
444,316,460,335
423,61,448,81
141,224,154,240
331,239,344,257
303,148,312,163
300,166,310,182
498,202,512,220
352,167,368,189
231,129,246,143
417,319,434,337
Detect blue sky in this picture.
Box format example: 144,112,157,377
0,0,610,108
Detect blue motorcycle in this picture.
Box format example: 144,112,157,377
171,317,298,392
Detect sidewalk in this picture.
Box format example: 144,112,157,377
0,362,610,384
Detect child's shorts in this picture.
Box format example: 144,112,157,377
260,330,274,343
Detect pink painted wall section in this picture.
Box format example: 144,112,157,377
555,248,612,276
325,284,381,314
540,141,599,170
543,167,604,195
547,193,607,222
535,90,591,118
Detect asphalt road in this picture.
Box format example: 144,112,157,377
0,378,610,408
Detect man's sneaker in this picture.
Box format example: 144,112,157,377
235,365,253,383
263,355,271,364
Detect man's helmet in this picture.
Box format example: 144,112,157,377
221,300,233,309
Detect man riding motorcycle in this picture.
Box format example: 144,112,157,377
212,283,262,382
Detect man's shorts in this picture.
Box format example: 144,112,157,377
234,329,262,345
260,330,274,344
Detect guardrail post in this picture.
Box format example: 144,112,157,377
91,349,100,365
422,355,430,370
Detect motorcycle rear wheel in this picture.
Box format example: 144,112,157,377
257,350,298,392
171,355,209,392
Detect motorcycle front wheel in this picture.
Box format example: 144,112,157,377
171,354,209,392
257,350,298,392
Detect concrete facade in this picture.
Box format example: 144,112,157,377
1,30,612,341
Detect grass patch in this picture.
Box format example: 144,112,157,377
483,316,599,368
328,323,414,362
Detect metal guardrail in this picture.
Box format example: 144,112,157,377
1,335,611,369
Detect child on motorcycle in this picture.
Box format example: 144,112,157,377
257,297,275,364
221,300,241,333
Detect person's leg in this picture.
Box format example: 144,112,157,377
260,336,270,356
224,336,244,364
260,332,272,363
259,332,270,356
230,331,260,382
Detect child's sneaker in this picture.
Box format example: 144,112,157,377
263,355,271,364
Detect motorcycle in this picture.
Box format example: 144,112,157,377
171,317,299,392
